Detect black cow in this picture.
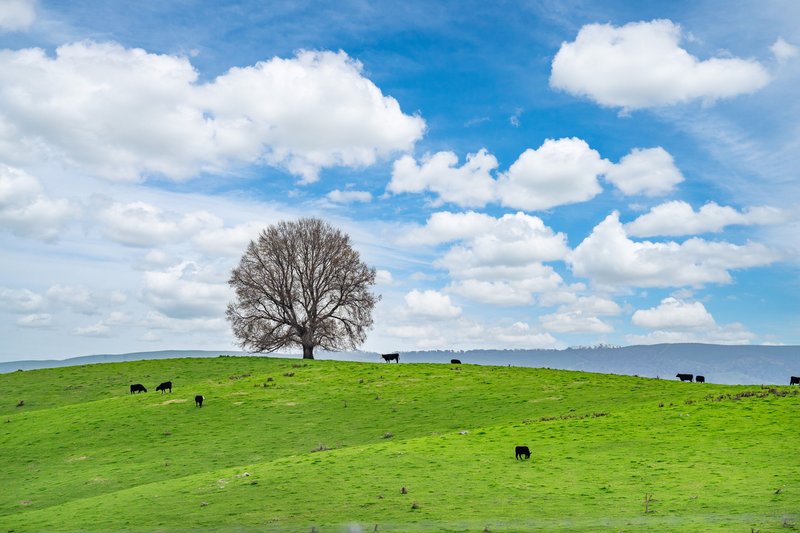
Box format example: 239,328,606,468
381,353,399,363
451,359,461,364
515,445,531,460
790,376,800,386
130,383,147,394
695,375,705,383
195,395,204,407
155,381,172,394
676,373,693,382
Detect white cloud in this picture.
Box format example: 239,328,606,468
191,221,266,257
0,43,424,182
497,138,609,210
771,38,798,63
388,149,497,207
17,313,51,328
550,19,771,109
375,269,394,285
626,322,755,345
0,164,78,241
569,211,780,288
403,289,461,319
398,211,497,246
388,141,682,210
540,311,613,333
94,199,222,247
140,262,230,319
604,147,683,196
326,189,372,203
45,285,103,315
631,297,716,329
72,322,112,337
0,286,44,312
626,201,787,237
0,0,35,32
435,212,569,273
490,321,558,348
447,280,534,306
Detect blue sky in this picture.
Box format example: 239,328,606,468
1,0,798,361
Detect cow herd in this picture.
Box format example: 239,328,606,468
128,380,205,407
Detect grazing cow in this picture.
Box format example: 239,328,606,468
451,359,461,364
195,395,204,407
790,376,800,386
381,353,399,363
515,445,531,460
130,383,147,394
695,375,705,383
676,373,693,382
155,381,172,394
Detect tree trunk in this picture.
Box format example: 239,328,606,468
302,344,314,359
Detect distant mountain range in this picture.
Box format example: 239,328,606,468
2,344,799,385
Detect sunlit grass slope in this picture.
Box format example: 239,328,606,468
1,356,798,532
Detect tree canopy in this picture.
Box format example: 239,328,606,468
227,218,379,359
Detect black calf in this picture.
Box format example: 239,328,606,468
156,381,172,394
130,383,147,394
515,445,531,460
381,353,399,363
695,375,705,383
450,359,461,364
676,373,693,382
195,395,204,407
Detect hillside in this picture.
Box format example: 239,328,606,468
1,357,798,532
4,343,800,385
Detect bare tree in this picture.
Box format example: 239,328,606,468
227,218,379,359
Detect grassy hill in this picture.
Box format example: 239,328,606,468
1,356,798,532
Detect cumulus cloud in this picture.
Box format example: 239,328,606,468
550,19,771,109
191,221,266,257
631,297,715,329
375,269,394,285
389,140,678,210
626,322,755,345
540,311,613,333
771,38,798,63
0,164,78,241
326,189,372,203
141,262,230,319
398,211,497,246
0,43,424,182
538,295,621,334
497,138,609,210
72,322,112,337
626,201,787,237
94,199,222,247
404,212,569,306
603,147,683,196
388,149,497,207
403,289,461,319
435,212,569,273
447,279,535,306
0,286,44,312
0,0,35,32
569,211,780,288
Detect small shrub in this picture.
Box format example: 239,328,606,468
311,443,329,453
283,372,295,377
411,501,420,509
266,377,274,382
400,486,408,494
16,400,24,407
382,432,393,439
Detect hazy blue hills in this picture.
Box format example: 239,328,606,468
3,343,798,384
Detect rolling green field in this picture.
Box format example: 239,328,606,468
1,356,798,532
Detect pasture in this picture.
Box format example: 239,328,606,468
1,356,798,531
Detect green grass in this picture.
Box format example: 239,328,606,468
1,356,798,531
